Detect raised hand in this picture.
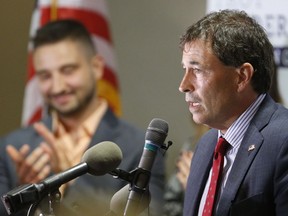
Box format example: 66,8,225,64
33,122,86,173
176,150,193,190
6,144,51,184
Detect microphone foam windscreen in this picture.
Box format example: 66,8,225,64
145,118,169,145
82,141,123,176
110,184,151,215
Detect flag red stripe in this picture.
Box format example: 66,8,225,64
27,54,35,81
103,66,119,90
40,7,112,42
27,107,42,125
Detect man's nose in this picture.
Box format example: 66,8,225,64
179,72,194,93
51,74,66,93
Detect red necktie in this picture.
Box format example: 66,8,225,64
202,137,229,216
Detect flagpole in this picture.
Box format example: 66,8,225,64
50,0,58,20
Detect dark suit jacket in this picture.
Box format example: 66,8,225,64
184,95,288,216
0,109,165,216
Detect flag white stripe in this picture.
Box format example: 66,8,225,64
21,78,43,124
29,8,41,37
22,6,43,125
92,35,118,73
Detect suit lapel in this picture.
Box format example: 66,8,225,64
216,95,276,216
88,108,119,148
185,130,218,216
216,126,264,216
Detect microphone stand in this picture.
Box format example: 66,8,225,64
109,168,150,216
109,141,173,216
26,189,61,216
109,141,173,183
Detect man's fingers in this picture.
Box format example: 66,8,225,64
6,145,21,163
40,142,53,156
31,153,50,173
36,165,51,182
18,146,50,184
19,144,30,156
179,151,193,168
176,150,193,190
6,143,51,184
34,122,58,152
176,171,188,189
24,164,51,183
6,144,30,164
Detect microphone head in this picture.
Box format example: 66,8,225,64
145,118,169,145
82,141,123,176
110,184,151,215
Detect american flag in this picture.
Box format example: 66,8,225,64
22,0,121,126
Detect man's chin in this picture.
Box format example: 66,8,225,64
52,105,80,117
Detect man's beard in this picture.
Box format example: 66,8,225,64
49,85,96,117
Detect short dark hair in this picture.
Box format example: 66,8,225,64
32,19,95,56
180,9,275,94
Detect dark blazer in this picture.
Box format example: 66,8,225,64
0,109,165,216
184,95,288,216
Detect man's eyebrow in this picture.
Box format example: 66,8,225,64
60,63,78,70
182,60,200,67
188,61,200,65
35,69,48,75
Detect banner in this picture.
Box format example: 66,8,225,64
207,0,288,106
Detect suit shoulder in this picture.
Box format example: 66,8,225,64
0,123,45,150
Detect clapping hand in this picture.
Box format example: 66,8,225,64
176,150,193,189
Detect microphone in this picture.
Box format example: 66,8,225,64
124,118,168,216
106,184,151,216
1,141,123,215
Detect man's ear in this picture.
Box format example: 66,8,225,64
236,62,255,92
91,54,104,80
